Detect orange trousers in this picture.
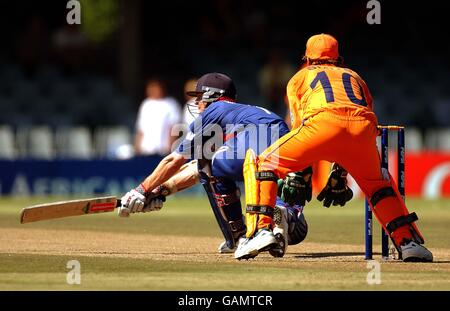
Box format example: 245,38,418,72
256,111,418,246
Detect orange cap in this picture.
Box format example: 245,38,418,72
305,33,339,60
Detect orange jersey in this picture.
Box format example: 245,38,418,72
286,64,377,129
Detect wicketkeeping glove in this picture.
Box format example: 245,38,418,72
277,167,313,206
317,163,353,207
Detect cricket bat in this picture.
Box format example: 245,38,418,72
20,196,121,224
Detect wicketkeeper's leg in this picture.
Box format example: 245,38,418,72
243,148,277,238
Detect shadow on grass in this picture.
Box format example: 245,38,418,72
293,251,369,258
292,252,450,263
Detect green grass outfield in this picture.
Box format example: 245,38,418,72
0,196,449,290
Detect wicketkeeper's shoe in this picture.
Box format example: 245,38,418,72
269,205,289,258
234,229,277,260
400,240,433,262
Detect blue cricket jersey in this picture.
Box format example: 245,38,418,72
176,100,289,159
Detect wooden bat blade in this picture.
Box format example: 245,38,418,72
20,196,121,224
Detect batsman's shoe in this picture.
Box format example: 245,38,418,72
400,240,433,262
269,205,289,258
218,236,245,254
234,229,277,260
218,240,235,253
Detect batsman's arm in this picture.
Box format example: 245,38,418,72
22,159,199,224
158,160,199,196
140,151,187,192
134,160,200,214
119,122,201,216
140,116,205,193
119,152,187,216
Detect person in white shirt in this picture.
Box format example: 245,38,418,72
134,78,181,156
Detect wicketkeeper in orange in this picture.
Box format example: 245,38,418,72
235,33,433,262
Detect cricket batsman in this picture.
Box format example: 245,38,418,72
118,73,315,256
235,34,433,262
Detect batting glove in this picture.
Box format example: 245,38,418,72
118,184,148,217
142,186,168,212
142,196,165,212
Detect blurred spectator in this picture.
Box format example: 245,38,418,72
182,78,198,125
258,49,296,117
134,78,181,156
